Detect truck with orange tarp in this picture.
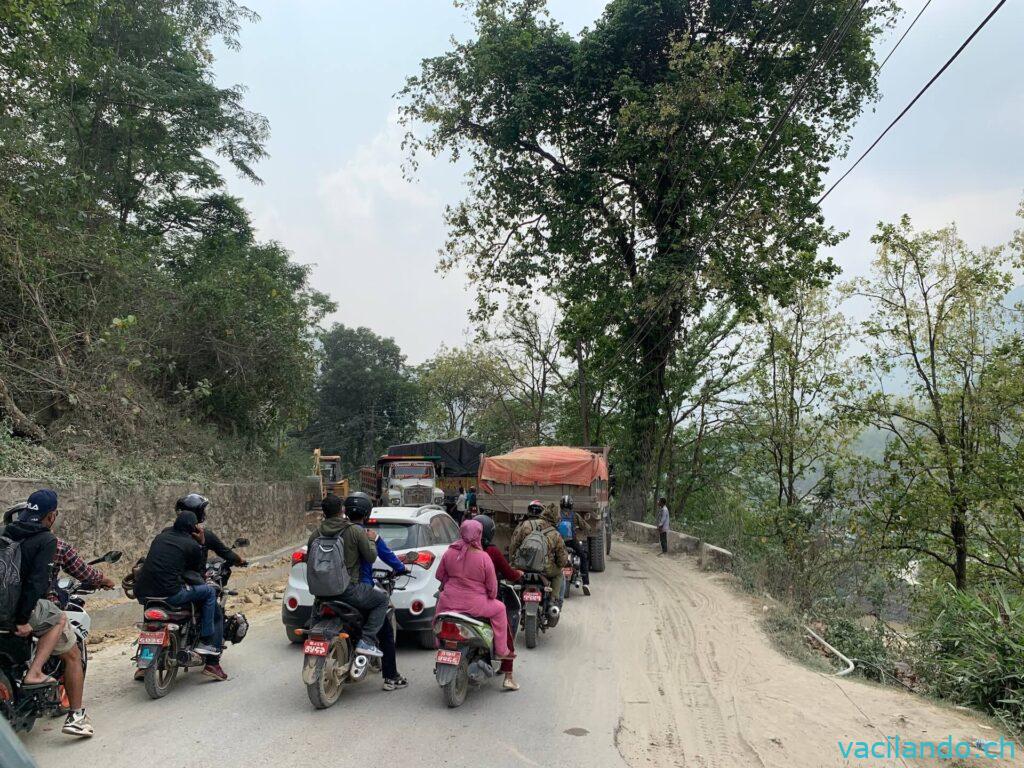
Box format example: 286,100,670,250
475,445,611,572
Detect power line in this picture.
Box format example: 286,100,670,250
877,0,933,73
818,0,1009,205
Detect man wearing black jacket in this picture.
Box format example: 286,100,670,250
133,511,227,680
3,489,92,737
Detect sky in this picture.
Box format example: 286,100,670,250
211,0,1024,364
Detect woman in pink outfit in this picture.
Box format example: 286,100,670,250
435,519,512,658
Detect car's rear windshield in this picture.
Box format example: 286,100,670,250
364,522,420,550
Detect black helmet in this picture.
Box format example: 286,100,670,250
477,515,496,548
560,495,574,510
526,499,544,517
176,493,210,523
343,492,373,521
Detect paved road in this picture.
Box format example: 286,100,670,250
22,541,1019,768
25,558,626,768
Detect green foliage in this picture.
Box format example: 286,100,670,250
0,0,328,471
403,0,895,516
917,585,1024,734
302,325,421,474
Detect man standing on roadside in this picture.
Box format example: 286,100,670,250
454,486,467,525
656,497,670,556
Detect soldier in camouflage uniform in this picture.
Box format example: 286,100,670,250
510,500,569,604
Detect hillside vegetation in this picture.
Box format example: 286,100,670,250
0,0,331,482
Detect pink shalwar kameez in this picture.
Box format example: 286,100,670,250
435,519,512,657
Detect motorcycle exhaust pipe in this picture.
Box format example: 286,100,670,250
548,605,560,620
350,654,369,680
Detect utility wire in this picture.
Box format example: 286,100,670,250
818,0,1009,205
877,0,933,73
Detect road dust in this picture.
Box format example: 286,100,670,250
608,541,1021,768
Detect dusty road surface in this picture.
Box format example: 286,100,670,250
23,541,1019,768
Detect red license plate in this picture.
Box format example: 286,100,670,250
303,639,330,657
436,649,461,665
523,591,542,602
562,567,573,577
138,630,166,646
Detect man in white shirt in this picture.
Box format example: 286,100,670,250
455,487,467,524
656,497,670,555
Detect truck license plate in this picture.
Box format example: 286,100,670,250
436,649,461,665
303,639,330,657
138,631,166,646
523,591,542,602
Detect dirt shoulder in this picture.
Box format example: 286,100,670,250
608,540,1021,768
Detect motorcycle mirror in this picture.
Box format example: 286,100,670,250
233,537,250,548
103,550,123,563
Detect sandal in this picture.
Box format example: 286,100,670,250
22,674,58,688
502,676,520,691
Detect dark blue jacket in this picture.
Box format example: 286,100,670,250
358,527,408,585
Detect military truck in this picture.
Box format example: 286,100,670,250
475,445,611,572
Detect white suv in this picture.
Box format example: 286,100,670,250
281,506,459,648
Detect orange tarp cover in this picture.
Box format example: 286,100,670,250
479,447,608,487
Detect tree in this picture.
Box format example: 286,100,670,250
418,346,503,439
304,325,421,473
850,215,1023,590
402,0,895,518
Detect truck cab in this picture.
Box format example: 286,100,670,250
384,460,445,508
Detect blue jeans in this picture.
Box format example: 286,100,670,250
166,584,222,651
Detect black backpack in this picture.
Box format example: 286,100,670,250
0,534,23,627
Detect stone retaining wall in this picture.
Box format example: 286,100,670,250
625,520,733,570
0,477,307,564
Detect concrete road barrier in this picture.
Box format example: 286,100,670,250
700,542,734,571
625,519,730,566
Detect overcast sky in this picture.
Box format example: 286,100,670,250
212,0,1024,364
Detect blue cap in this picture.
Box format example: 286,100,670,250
24,489,58,520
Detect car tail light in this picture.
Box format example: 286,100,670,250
291,547,307,564
434,621,470,641
286,597,299,611
144,608,169,621
410,600,424,615
411,550,435,569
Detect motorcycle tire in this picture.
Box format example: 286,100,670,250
305,641,345,709
144,638,179,700
524,614,538,649
285,625,302,644
0,668,31,732
442,660,469,708
416,630,436,650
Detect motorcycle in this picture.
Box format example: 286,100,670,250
561,550,582,599
515,571,558,649
432,581,521,708
133,539,250,700
298,568,407,709
0,549,122,733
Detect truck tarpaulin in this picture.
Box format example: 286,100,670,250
386,438,485,478
479,447,609,487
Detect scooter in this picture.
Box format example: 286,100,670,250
0,550,122,732
432,582,521,708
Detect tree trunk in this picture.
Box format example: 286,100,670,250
0,376,46,442
952,505,968,590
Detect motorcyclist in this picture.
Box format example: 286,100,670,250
175,494,248,577
477,514,522,691
509,500,569,607
2,490,93,737
133,511,227,681
305,492,386,658
557,495,592,597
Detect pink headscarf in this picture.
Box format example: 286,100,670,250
450,518,483,560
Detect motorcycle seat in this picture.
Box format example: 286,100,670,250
435,611,491,628
144,600,195,621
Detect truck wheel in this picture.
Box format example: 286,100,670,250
524,614,538,649
606,524,612,555
588,535,606,572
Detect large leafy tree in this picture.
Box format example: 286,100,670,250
304,325,422,473
403,0,894,517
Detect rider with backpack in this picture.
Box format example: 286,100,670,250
509,500,569,607
557,495,592,597
1,489,93,737
305,493,386,659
